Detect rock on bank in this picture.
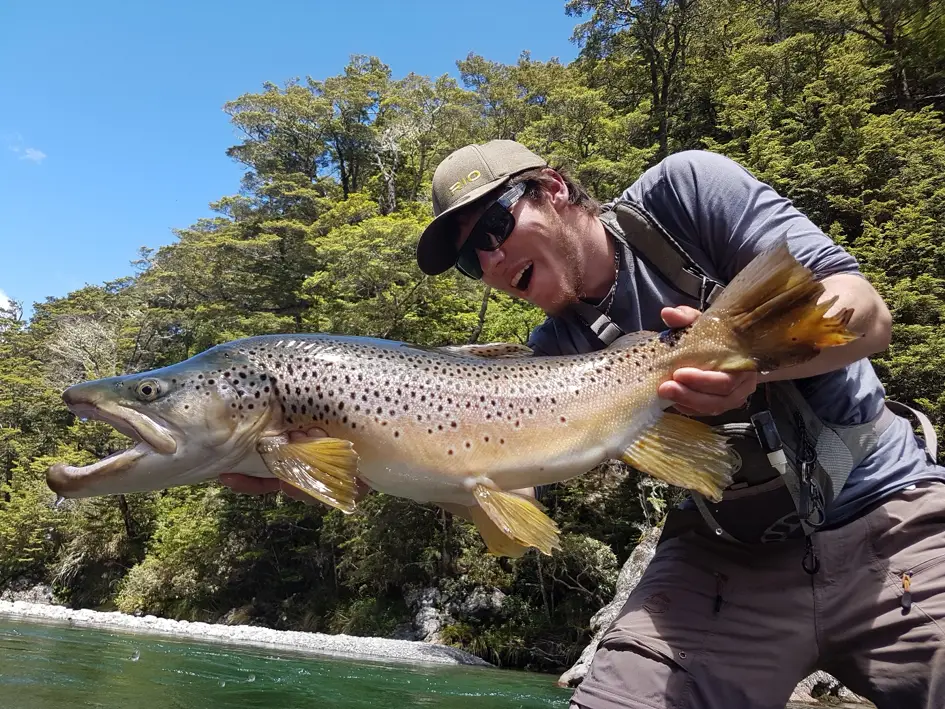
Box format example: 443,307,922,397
0,600,491,667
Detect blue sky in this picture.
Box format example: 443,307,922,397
0,1,581,318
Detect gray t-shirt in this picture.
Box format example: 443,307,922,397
528,150,943,526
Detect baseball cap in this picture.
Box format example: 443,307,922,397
416,140,547,276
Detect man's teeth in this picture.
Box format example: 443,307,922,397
511,263,532,289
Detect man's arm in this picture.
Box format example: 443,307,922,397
658,273,892,416
624,150,891,417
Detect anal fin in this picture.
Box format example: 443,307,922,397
473,484,561,556
621,413,736,502
435,501,530,558
257,435,360,513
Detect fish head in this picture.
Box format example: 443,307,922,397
47,347,274,498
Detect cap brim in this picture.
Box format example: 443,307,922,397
416,177,511,276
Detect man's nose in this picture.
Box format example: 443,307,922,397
477,247,505,277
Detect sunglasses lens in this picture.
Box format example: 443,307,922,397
472,206,514,249
453,188,519,280
456,246,483,279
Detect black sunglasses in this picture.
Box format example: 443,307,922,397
455,182,527,279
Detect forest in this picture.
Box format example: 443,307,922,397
1,0,943,672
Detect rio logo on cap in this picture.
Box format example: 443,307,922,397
449,170,482,195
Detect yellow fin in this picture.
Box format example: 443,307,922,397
468,505,531,558
621,413,735,502
257,435,360,513
473,484,561,556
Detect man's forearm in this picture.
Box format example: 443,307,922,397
759,273,892,383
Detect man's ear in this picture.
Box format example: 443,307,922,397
542,168,570,212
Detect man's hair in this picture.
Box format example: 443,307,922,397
508,166,601,216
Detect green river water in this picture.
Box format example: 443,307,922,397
0,618,838,708
0,618,572,708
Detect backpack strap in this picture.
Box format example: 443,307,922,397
568,199,725,347
600,201,725,309
886,400,939,463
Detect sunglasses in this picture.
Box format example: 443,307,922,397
455,182,527,279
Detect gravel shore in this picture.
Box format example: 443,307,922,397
0,600,491,667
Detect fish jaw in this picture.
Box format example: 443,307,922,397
66,397,178,455
47,444,151,498
47,354,275,498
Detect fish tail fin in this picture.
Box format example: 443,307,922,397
693,238,860,371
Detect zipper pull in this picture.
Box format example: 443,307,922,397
802,536,820,575
798,461,811,520
901,572,913,612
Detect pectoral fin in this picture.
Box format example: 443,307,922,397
258,435,360,513
621,413,736,502
473,483,561,555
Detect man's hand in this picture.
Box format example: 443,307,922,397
657,305,759,417
218,427,372,505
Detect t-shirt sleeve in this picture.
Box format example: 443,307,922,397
620,150,861,282
527,318,569,356
526,321,558,355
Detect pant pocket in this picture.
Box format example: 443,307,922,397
575,633,694,709
891,553,945,614
601,630,694,673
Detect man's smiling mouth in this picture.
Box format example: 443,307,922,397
511,262,534,291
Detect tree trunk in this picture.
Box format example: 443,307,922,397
467,286,492,344
117,495,135,540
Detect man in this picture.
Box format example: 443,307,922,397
224,140,945,708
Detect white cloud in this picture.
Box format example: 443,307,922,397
5,133,46,163
20,147,46,163
0,289,13,317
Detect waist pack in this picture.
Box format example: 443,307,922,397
567,200,938,572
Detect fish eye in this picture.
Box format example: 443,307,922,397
135,379,161,402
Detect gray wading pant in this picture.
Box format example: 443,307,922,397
570,481,945,709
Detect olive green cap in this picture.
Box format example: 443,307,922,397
416,140,546,275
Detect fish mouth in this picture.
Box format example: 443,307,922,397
47,445,151,498
46,401,178,498
69,401,178,456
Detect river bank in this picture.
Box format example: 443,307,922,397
0,599,491,667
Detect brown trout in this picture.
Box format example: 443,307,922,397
47,240,858,556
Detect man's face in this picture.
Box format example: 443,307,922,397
454,182,585,315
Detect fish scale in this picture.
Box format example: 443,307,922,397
47,239,860,556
